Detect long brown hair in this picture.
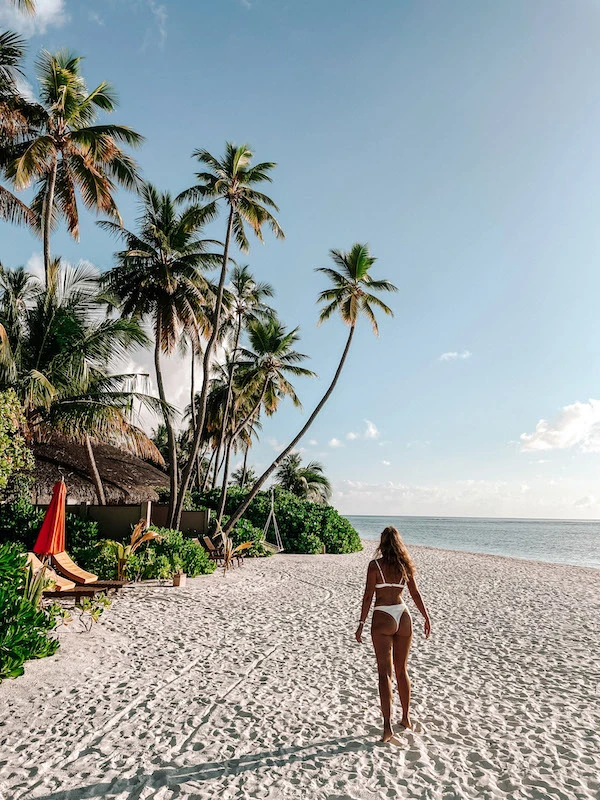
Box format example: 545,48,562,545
375,526,415,580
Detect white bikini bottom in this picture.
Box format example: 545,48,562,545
374,602,410,631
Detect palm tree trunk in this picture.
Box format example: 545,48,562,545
85,435,106,505
216,376,269,524
211,314,242,490
241,444,249,488
201,446,216,493
154,315,178,522
223,325,355,535
43,158,58,287
211,439,223,488
173,206,235,528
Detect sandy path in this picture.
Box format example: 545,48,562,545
0,545,599,800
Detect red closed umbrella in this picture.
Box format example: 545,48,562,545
33,480,66,556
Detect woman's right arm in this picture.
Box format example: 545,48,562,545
355,561,376,643
407,574,431,639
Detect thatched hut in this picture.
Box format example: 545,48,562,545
32,440,169,505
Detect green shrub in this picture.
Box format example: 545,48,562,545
0,543,59,681
230,518,272,558
196,487,361,555
148,527,216,577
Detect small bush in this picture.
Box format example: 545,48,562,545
0,543,59,682
148,527,216,577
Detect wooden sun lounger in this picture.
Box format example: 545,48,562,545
51,551,98,584
27,552,76,592
50,551,130,590
203,536,225,564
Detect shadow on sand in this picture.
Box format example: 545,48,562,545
25,734,392,799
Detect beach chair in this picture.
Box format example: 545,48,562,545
50,551,129,591
27,552,76,592
203,535,225,564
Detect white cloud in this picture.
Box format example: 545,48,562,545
0,0,68,34
328,438,343,448
268,437,285,452
346,432,358,440
147,0,167,46
89,10,104,25
308,439,318,446
439,350,472,362
25,252,45,283
520,399,600,454
364,419,379,439
381,460,391,466
574,495,597,508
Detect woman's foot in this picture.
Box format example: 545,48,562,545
382,723,394,742
400,714,411,729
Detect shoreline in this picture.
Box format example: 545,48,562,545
360,538,600,573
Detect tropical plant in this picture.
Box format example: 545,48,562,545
173,142,284,528
214,317,315,524
275,452,332,504
0,260,165,504
0,389,34,492
74,593,111,633
99,519,162,581
100,182,221,520
223,243,397,535
0,543,58,682
6,49,143,284
0,31,36,227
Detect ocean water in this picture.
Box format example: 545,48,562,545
344,515,600,569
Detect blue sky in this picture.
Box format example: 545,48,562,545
2,0,600,517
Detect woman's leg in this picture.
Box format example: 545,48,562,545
371,610,397,742
393,611,413,728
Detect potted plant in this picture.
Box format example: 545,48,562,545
172,557,186,587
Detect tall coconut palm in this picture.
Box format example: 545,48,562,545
10,0,36,13
230,462,256,489
0,260,164,503
211,265,274,488
223,243,397,535
0,31,36,227
173,142,284,527
275,453,332,504
100,183,221,520
215,317,315,524
6,49,143,284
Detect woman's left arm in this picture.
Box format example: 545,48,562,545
355,562,376,643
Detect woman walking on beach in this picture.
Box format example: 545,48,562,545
356,526,431,742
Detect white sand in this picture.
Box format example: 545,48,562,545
1,543,599,800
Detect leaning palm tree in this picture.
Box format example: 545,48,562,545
100,183,221,521
0,31,36,227
172,142,284,528
6,49,143,284
214,317,315,524
223,243,397,535
275,453,332,504
0,260,164,504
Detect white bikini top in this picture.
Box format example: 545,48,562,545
375,559,407,589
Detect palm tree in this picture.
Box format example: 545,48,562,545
230,463,256,489
6,49,143,284
0,31,36,227
275,453,332,504
0,260,164,503
10,0,36,12
214,317,315,524
223,243,397,535
100,183,221,521
173,142,284,528
210,265,274,488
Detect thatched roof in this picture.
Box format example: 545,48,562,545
32,440,169,505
